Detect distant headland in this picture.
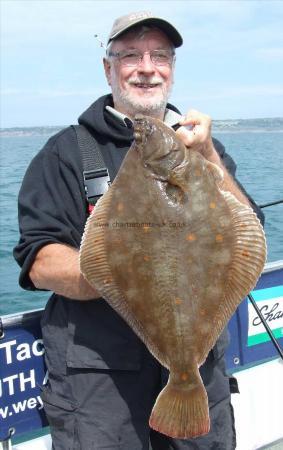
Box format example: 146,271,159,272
1,118,283,137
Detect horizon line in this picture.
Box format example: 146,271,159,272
1,116,283,130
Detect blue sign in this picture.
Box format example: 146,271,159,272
0,309,48,440
226,265,283,372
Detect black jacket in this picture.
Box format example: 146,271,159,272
13,94,264,374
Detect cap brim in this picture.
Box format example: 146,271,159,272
109,17,183,48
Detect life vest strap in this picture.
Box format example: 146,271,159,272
72,125,111,209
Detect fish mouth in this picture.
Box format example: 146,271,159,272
133,114,153,145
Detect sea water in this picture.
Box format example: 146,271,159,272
0,129,282,316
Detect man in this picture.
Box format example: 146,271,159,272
14,11,264,450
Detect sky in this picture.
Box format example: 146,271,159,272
1,0,283,127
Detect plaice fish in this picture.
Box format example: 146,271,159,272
79,115,266,439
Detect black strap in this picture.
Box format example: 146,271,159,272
72,125,111,205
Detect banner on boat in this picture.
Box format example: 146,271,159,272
0,310,48,441
247,285,283,346
226,263,283,371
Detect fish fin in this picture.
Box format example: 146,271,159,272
149,373,210,439
221,190,266,311
199,191,266,362
80,189,166,365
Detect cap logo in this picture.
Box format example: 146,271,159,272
128,11,152,23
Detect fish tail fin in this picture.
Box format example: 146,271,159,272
149,374,209,439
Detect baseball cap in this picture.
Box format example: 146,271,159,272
107,11,183,48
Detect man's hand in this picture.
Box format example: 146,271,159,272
175,109,216,161
175,109,251,207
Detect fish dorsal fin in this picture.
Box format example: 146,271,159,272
198,191,266,363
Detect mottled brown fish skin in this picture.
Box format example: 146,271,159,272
80,115,266,439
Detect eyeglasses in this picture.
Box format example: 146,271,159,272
108,49,175,67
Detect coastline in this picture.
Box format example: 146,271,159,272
1,118,283,137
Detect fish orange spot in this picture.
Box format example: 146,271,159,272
175,297,182,305
143,255,150,261
186,233,197,241
209,202,216,209
103,277,112,284
143,225,151,233
242,250,250,257
215,234,223,242
117,202,124,212
181,372,188,381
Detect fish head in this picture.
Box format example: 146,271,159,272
133,114,186,181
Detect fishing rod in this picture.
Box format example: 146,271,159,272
246,199,283,360
259,199,283,209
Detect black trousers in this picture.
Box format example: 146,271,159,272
41,346,236,450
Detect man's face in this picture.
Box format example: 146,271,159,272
103,28,175,119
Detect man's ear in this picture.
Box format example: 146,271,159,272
103,58,111,86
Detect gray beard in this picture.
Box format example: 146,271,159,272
112,84,172,119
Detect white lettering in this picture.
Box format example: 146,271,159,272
2,374,18,395
19,369,36,392
12,399,27,413
27,397,37,409
37,395,44,410
0,340,17,364
0,339,45,367
0,395,45,418
32,339,45,356
16,343,31,361
0,405,9,419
